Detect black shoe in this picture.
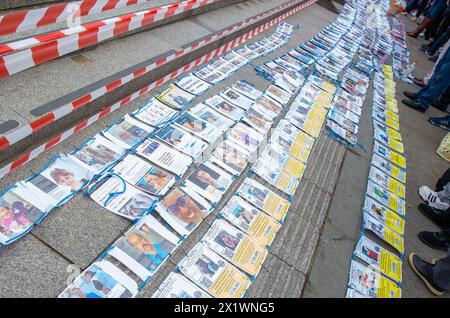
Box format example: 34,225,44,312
404,91,417,99
402,98,427,112
408,253,446,296
418,203,450,229
418,231,450,251
429,55,439,63
420,44,430,51
431,100,449,112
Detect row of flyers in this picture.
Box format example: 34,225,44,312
0,22,294,248
391,17,414,84
58,22,300,298
347,52,407,298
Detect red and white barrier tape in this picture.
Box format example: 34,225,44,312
0,0,315,152
0,0,219,78
0,0,152,37
0,0,315,179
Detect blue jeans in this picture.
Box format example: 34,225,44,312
417,46,450,108
427,0,447,22
429,30,450,54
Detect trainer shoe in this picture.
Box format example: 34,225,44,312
429,116,450,131
409,253,446,296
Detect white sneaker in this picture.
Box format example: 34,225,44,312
419,186,450,211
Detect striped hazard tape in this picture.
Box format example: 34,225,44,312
0,0,315,153
0,0,152,37
0,0,316,179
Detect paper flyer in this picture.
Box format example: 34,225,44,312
112,154,175,196
328,109,359,134
309,75,337,95
373,141,406,169
274,57,302,73
238,178,290,222
270,132,312,163
226,122,265,154
210,140,250,176
102,115,153,149
274,75,298,95
363,212,404,254
354,235,402,283
221,50,250,68
231,81,263,100
363,196,405,235
132,98,178,127
276,120,315,150
373,120,402,141
176,74,212,95
260,146,306,179
69,134,126,175
366,180,405,216
348,260,401,298
202,219,268,276
254,95,283,119
252,159,300,196
90,175,158,220
346,288,370,298
59,261,138,298
24,154,94,207
155,187,212,236
184,161,234,203
209,58,239,75
190,103,234,132
235,46,260,60
204,95,245,121
155,124,207,159
220,87,254,111
372,153,406,183
221,196,280,246
194,65,228,84
335,88,363,107
108,214,179,280
330,103,360,124
369,166,405,199
156,84,195,109
136,139,192,176
373,115,400,131
152,272,211,298
265,85,291,106
374,128,404,153
333,95,362,116
0,182,52,245
178,243,251,298
242,107,272,134
174,112,221,143
285,110,322,138
326,119,357,146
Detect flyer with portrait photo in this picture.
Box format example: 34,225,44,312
274,74,298,95
102,115,153,149
275,120,315,150
0,182,53,245
346,288,370,298
270,132,312,163
285,111,322,139
24,154,94,207
220,87,254,111
152,272,211,298
371,153,406,183
366,180,405,216
231,81,263,100
373,141,406,169
210,140,250,176
373,120,402,141
252,160,300,196
363,212,404,254
373,114,400,131
348,260,401,298
234,46,260,60
112,154,175,196
136,139,192,176
190,103,234,132
107,214,179,281
209,58,239,76
132,98,178,127
226,122,265,154
179,243,251,298
242,107,272,134
184,161,234,203
330,103,360,124
174,112,221,143
253,95,283,119
328,109,359,134
265,85,291,106
369,166,406,199
363,196,405,235
354,235,402,283
176,74,212,96
69,134,126,175
155,124,207,159
374,128,404,154
90,175,158,220
221,50,250,68
204,95,245,121
237,178,290,222
260,146,306,179
156,84,195,109
222,195,281,246
326,119,357,146
333,95,362,115
155,187,212,236
59,261,138,298
194,64,227,84
309,74,337,95
202,219,268,276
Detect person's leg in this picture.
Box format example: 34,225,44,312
436,168,450,191
406,0,418,12
432,252,450,291
416,48,450,108
409,0,447,37
428,29,450,54
424,39,450,84
409,253,447,295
